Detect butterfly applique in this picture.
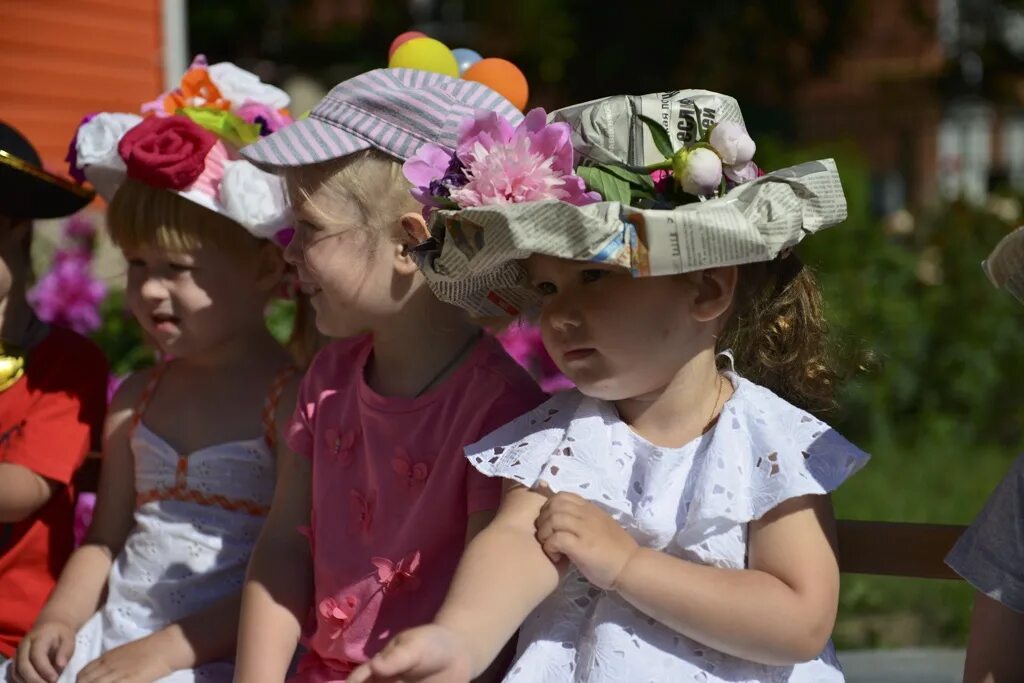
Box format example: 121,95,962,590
371,551,422,594
391,448,430,488
323,427,360,466
318,595,359,640
350,489,377,535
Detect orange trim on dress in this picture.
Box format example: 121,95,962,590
132,364,296,515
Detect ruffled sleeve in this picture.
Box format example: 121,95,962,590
676,375,869,548
465,390,586,487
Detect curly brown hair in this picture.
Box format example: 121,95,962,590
717,253,841,414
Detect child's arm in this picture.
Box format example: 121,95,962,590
234,378,312,683
350,483,561,683
12,374,146,683
963,591,1024,683
0,463,57,523
537,490,840,666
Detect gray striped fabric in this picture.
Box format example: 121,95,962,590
242,68,523,170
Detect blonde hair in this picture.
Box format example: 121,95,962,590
280,149,421,238
107,178,263,255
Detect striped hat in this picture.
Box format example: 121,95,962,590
241,68,523,169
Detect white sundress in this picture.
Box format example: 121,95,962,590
466,372,869,683
11,365,291,683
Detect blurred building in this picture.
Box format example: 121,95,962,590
796,0,1024,212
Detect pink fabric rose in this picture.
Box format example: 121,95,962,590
118,115,217,190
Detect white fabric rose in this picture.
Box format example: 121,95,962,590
218,160,291,239
708,122,756,166
75,113,142,199
208,62,289,111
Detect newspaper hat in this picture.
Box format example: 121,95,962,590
406,90,848,317
983,225,1024,303
67,55,293,240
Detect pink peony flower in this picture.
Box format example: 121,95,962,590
450,108,600,208
725,160,761,184
405,108,600,213
708,121,756,166
28,251,107,334
673,147,723,196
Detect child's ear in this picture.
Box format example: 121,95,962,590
690,266,738,323
394,212,430,276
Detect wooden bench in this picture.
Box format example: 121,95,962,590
836,520,967,580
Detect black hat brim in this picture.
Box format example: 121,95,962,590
0,151,94,220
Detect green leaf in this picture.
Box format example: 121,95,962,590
597,163,655,190
578,165,632,204
637,114,675,160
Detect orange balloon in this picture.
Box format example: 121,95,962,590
462,58,529,111
388,31,427,58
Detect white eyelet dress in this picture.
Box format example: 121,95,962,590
466,373,869,683
52,365,292,682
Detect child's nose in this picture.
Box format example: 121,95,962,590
138,275,170,302
544,295,583,332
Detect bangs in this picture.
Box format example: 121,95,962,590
107,178,261,254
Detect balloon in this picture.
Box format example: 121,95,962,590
388,37,459,77
451,48,483,76
462,58,529,111
388,31,427,59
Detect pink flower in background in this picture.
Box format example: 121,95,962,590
63,214,97,241
29,252,107,335
73,493,96,547
496,323,574,393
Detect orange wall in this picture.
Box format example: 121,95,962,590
0,0,163,176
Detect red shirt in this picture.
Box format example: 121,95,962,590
0,326,108,658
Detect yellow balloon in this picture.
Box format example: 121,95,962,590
388,37,459,77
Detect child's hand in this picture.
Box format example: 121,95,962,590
534,488,640,590
74,634,173,683
11,620,75,683
349,624,472,683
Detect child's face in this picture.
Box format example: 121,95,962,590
527,254,731,401
284,190,410,339
123,241,272,358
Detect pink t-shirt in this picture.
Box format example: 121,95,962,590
287,334,546,682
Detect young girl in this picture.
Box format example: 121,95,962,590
7,58,300,683
232,68,547,682
351,90,869,682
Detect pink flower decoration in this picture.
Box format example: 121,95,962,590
403,108,600,213
650,169,672,195
236,101,292,136
73,493,96,547
725,160,762,184
450,108,600,208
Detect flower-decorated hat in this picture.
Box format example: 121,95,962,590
1,121,94,220
405,89,848,317
984,225,1024,303
68,55,293,240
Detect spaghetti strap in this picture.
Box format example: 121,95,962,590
261,365,298,452
130,363,170,431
